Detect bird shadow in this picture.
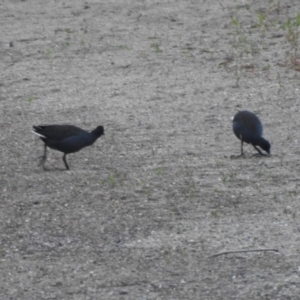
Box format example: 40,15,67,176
230,153,271,159
34,158,68,172
43,167,68,172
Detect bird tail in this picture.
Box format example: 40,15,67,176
32,126,46,138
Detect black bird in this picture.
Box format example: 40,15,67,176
33,125,104,170
232,111,270,156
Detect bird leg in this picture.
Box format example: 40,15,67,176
231,140,245,159
38,144,48,168
62,154,70,170
235,139,245,157
240,139,244,156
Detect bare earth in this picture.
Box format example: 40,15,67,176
1,0,300,299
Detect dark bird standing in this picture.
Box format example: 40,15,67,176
232,111,270,156
33,125,104,170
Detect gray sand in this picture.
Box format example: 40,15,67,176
1,1,300,299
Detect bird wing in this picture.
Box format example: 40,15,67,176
33,125,87,141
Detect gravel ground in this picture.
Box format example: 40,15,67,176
1,0,300,299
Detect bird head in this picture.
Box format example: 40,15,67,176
93,126,104,137
260,139,271,155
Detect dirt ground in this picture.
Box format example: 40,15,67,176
1,0,300,299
